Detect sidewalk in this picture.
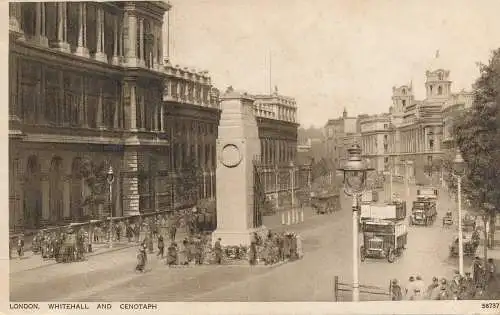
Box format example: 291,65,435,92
10,230,190,274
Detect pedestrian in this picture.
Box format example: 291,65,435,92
9,237,13,260
472,256,484,287
147,233,154,254
486,258,496,284
214,238,223,264
126,223,134,242
178,239,189,266
133,223,140,243
449,270,462,294
194,237,203,265
390,279,403,301
405,276,416,300
249,235,258,265
157,235,165,258
135,246,147,272
426,277,439,300
437,279,451,300
169,221,177,242
17,235,25,259
414,275,425,300
166,242,178,266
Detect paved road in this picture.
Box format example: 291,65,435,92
10,183,470,301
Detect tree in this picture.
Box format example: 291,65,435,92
453,48,500,257
79,159,108,218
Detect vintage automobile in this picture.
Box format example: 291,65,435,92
311,192,340,215
416,186,439,210
360,219,408,263
442,211,453,227
449,235,478,257
409,198,437,226
462,214,476,230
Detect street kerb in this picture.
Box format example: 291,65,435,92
10,242,138,275
333,275,391,302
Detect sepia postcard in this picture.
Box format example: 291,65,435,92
4,0,500,314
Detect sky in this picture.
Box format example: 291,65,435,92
165,0,500,128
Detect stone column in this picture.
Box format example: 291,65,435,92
124,11,138,67
160,104,164,131
63,175,71,219
97,86,104,129
152,24,158,70
176,80,182,101
76,2,89,57
95,6,107,62
111,15,120,65
35,3,49,46
121,151,140,216
128,81,138,131
9,2,23,36
138,18,145,67
55,3,70,52
41,174,50,224
424,128,428,152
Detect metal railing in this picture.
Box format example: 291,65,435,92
333,276,391,301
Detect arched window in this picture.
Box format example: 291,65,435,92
438,72,443,80
24,155,42,228
438,86,443,95
49,157,64,223
402,89,406,95
429,85,433,95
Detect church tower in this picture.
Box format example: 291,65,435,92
425,50,452,102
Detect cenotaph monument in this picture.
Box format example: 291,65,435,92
211,87,267,246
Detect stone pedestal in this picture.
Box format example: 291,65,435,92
211,90,267,247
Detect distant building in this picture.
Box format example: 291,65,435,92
324,108,358,169
324,52,474,184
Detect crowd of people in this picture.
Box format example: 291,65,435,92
135,229,304,271
9,207,215,263
248,231,303,265
390,257,497,300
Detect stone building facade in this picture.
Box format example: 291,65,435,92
8,1,221,231
251,90,304,207
326,53,474,183
359,114,391,173
324,108,359,169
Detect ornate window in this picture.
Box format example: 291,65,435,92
45,68,62,125
19,60,40,124
438,86,443,95
64,73,82,126
102,79,117,129
86,77,98,128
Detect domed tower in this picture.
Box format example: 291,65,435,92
425,50,452,102
391,82,414,115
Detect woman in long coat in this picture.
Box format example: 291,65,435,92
136,246,147,272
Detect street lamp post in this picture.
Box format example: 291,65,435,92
338,144,374,302
106,166,115,249
453,150,466,276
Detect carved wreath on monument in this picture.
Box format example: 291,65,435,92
220,144,242,168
